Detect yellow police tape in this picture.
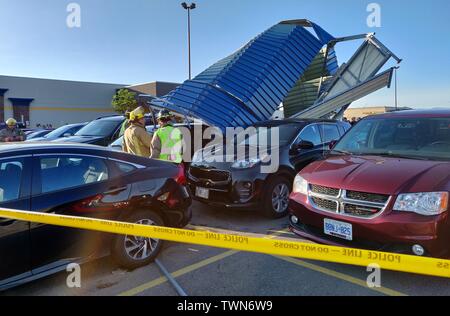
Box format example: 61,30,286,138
0,208,449,278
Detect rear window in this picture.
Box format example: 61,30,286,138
40,156,109,193
114,161,137,174
76,120,122,137
320,124,341,143
238,124,302,146
0,159,24,203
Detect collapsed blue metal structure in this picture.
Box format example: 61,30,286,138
152,20,338,130
151,19,400,130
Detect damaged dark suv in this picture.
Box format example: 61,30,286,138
187,119,350,218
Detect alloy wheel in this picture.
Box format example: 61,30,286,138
124,219,160,260
272,183,290,213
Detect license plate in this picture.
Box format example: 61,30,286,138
324,219,353,241
195,187,210,199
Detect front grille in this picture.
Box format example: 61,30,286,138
310,184,340,197
346,191,389,204
189,167,230,182
311,197,338,212
308,186,390,219
343,204,383,217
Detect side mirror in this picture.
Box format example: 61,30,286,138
290,140,314,154
298,140,315,150
329,140,338,150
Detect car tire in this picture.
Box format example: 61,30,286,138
112,210,165,270
262,176,292,218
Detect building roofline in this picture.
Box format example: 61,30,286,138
0,74,128,86
126,81,181,88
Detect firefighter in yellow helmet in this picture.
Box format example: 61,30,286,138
0,118,26,143
122,107,152,157
150,110,183,163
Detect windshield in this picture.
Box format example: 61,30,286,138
44,125,72,138
334,117,450,161
76,120,121,137
237,124,302,147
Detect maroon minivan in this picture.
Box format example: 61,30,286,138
289,109,450,258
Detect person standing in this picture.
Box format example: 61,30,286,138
150,110,183,163
122,107,152,157
0,118,26,143
119,111,131,138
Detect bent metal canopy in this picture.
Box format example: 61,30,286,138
151,19,401,130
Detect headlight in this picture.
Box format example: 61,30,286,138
231,158,261,169
394,192,448,216
293,175,308,195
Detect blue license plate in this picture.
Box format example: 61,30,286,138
324,219,353,241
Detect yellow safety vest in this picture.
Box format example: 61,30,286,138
155,125,183,163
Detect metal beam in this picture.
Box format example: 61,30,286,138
292,68,394,119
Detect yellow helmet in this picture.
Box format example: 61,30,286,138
5,118,17,126
134,106,146,116
129,107,145,121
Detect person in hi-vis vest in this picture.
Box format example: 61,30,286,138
150,110,183,163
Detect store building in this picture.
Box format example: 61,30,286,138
344,106,412,120
0,75,179,128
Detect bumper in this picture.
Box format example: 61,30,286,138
187,166,267,210
166,206,192,228
191,195,259,210
289,193,450,258
165,185,192,228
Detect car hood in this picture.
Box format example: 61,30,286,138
26,137,48,142
193,144,281,167
302,155,450,195
53,135,105,144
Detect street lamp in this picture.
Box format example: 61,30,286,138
394,66,400,111
181,2,196,80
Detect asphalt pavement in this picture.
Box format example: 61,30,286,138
2,202,449,296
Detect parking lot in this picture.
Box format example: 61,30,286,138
2,201,448,297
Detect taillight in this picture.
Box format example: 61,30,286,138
174,164,187,185
157,164,187,209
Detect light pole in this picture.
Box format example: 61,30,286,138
394,66,400,111
181,2,196,80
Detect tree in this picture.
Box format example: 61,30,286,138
111,89,138,114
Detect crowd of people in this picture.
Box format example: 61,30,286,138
36,123,53,129
343,117,362,126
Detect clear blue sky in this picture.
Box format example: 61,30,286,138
0,0,449,108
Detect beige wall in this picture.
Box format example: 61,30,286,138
344,107,389,119
344,106,412,119
0,75,126,128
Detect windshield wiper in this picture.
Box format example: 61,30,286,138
330,150,352,155
364,152,430,161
